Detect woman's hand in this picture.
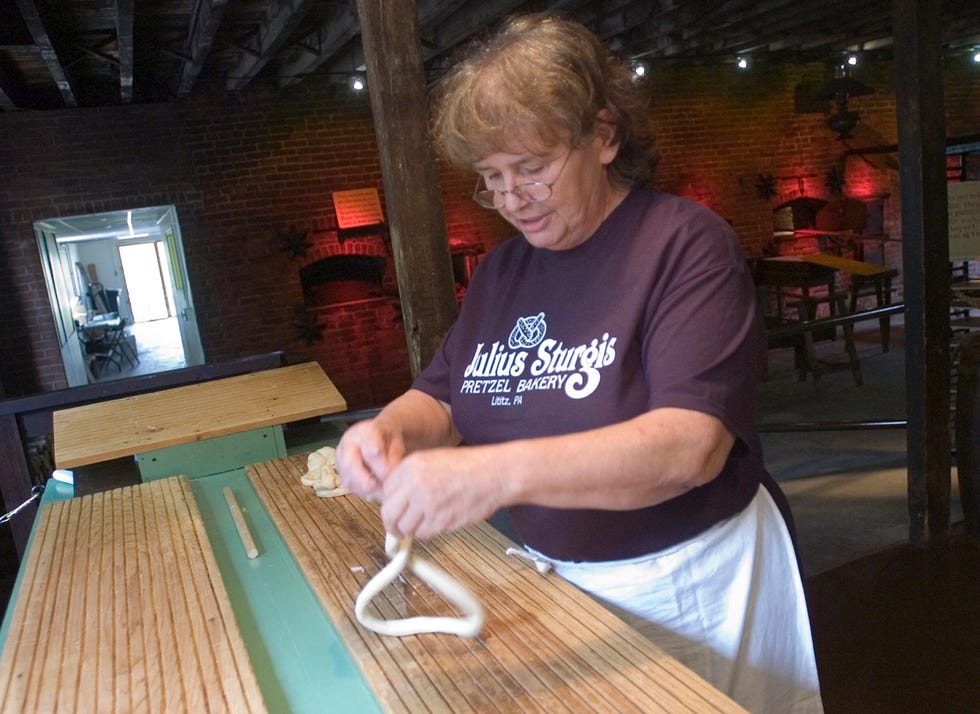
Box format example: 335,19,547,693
378,446,505,540
335,389,461,505
335,417,406,502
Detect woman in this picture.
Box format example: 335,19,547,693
336,13,822,713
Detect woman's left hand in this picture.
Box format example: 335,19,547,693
378,447,505,540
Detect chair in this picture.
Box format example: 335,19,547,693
104,318,140,368
76,322,122,381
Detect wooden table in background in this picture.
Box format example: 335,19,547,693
755,256,838,321
53,361,347,470
800,253,898,351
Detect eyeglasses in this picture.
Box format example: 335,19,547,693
471,151,571,209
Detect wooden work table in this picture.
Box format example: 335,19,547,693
52,361,346,469
0,462,748,713
15,369,747,711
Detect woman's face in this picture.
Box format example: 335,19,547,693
472,125,624,251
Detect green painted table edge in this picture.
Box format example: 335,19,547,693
0,478,75,651
0,473,381,714
136,426,288,480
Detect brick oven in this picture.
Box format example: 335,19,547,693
294,227,411,410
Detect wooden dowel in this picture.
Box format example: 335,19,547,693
223,487,258,559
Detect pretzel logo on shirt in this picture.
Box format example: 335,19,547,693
508,312,547,349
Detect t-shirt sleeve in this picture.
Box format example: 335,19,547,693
642,214,764,442
411,321,458,404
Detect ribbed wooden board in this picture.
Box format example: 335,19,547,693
0,477,266,714
249,457,746,713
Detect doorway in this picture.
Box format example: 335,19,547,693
118,241,176,323
35,206,205,387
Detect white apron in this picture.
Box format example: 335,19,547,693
516,486,824,714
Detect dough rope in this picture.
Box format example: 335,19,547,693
355,533,485,638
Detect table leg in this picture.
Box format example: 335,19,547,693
879,278,892,352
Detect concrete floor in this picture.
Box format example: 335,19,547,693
757,318,935,578
93,316,186,382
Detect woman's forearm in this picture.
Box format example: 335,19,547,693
490,407,735,512
376,389,462,452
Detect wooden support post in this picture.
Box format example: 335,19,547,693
893,0,951,545
954,334,980,540
355,0,459,377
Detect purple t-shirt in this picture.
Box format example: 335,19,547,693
413,188,770,561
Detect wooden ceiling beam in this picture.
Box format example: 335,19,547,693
277,3,359,87
404,0,528,75
226,0,318,94
0,86,18,111
417,0,476,31
423,0,527,60
319,0,493,87
73,41,120,67
13,0,77,107
0,53,25,110
114,0,134,102
175,0,229,97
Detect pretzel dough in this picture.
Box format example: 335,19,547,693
300,446,348,497
355,533,484,638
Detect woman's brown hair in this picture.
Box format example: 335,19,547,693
430,13,657,187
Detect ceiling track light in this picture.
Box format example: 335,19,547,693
735,56,749,70
629,60,648,80
348,74,366,92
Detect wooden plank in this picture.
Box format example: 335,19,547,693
13,0,77,107
52,362,346,468
0,477,265,712
0,351,286,422
0,352,287,559
248,456,746,713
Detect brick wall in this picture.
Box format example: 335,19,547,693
1,61,977,405
0,78,510,404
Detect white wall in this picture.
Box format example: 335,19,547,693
73,240,135,323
